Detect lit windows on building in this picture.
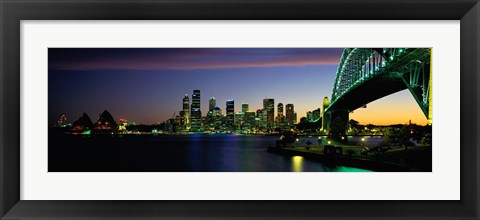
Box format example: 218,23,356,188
226,100,235,129
244,110,256,130
182,94,191,130
209,97,216,111
263,98,274,128
191,90,202,132
285,104,295,125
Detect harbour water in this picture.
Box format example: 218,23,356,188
49,133,373,172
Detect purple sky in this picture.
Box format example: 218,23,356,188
48,48,428,125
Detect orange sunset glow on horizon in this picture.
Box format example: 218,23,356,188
349,90,429,126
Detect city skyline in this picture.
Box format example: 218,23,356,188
49,48,428,126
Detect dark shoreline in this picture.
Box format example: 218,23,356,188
267,147,413,172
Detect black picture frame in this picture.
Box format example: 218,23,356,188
1,0,479,219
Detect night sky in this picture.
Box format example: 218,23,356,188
48,48,428,125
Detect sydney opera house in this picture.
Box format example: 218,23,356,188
68,110,118,135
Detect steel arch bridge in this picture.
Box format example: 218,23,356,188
323,48,432,135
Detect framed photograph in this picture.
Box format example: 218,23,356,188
47,47,432,173
1,0,479,219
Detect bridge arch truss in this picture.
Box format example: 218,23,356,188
324,48,432,132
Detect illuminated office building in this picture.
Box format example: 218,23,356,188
286,104,295,125
277,103,283,117
181,94,191,130
190,90,202,132
209,97,216,111
226,100,235,129
263,98,274,128
212,105,222,117
256,109,264,129
235,111,244,129
244,110,256,130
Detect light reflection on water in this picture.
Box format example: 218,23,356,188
291,156,304,172
289,155,372,172
182,134,377,172
329,166,373,172
51,133,375,172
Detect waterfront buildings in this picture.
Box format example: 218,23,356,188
277,103,283,117
209,97,216,111
57,115,68,127
205,104,223,132
191,90,202,132
118,118,128,132
242,103,249,113
286,104,295,126
244,110,256,130
235,111,244,130
212,105,222,117
255,109,265,129
263,98,275,129
180,94,191,131
70,112,93,132
226,100,235,130
92,110,118,134
164,91,305,133
276,103,286,128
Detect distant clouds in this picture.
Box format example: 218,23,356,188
49,48,343,71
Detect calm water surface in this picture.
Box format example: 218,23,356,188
49,133,373,172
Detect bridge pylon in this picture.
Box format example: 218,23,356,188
327,110,349,137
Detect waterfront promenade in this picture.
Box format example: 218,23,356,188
267,145,431,172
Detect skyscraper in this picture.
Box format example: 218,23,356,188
235,111,244,129
244,110,256,130
226,100,235,129
242,103,249,113
286,104,295,125
275,103,285,128
212,105,222,117
277,103,283,117
256,109,263,129
263,98,274,128
191,90,202,132
181,94,190,130
183,94,189,111
209,97,216,111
